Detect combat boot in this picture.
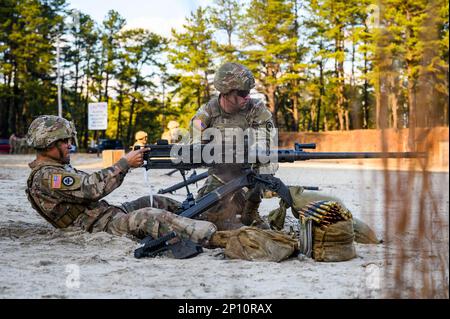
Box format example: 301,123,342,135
241,200,270,230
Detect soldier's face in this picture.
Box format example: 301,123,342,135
56,138,72,164
222,90,249,113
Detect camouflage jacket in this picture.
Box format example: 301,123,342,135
191,96,273,132
190,96,276,180
26,158,130,231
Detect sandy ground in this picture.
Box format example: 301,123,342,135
0,153,448,299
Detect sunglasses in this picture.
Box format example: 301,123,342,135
236,90,250,98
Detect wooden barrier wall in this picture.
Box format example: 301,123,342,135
278,127,449,169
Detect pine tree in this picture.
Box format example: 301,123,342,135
0,0,66,136
240,0,298,128
208,0,243,61
169,7,215,123
101,10,125,103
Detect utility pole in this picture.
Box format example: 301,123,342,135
56,37,62,117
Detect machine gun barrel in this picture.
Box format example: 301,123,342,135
136,142,423,170
276,150,421,162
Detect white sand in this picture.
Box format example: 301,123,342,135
0,154,448,298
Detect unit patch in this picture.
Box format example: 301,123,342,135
62,176,75,186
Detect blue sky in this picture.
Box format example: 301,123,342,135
66,0,212,38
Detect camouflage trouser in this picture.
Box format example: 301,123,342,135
91,195,217,245
120,195,181,214
196,175,262,230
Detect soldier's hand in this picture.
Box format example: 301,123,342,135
124,147,148,168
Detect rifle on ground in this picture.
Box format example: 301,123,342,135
134,140,422,258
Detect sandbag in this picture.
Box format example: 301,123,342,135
352,218,380,244
210,226,298,262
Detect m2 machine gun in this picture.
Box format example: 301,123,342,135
134,140,421,258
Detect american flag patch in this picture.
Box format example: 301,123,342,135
193,119,206,130
51,174,62,189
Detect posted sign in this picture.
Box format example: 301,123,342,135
88,102,108,130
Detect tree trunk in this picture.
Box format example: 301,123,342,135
126,80,140,144
388,74,399,129
197,86,201,111
267,85,277,128
84,101,89,149
376,70,389,130
116,88,123,141
407,66,417,129
363,48,369,129
310,106,316,132
265,63,279,127
336,32,346,131
344,110,350,131
316,55,324,132
350,25,361,129
2,70,13,137
292,92,299,131
104,72,109,103
204,71,210,102
82,58,91,149
9,64,19,135
74,55,79,113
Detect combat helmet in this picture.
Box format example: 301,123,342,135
135,131,148,141
26,115,77,149
167,121,180,130
213,62,255,94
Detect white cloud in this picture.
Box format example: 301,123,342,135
67,0,211,39
124,16,186,38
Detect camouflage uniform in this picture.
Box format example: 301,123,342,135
190,63,275,230
25,115,217,245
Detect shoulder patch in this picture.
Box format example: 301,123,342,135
51,174,62,189
50,173,81,190
62,176,75,186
